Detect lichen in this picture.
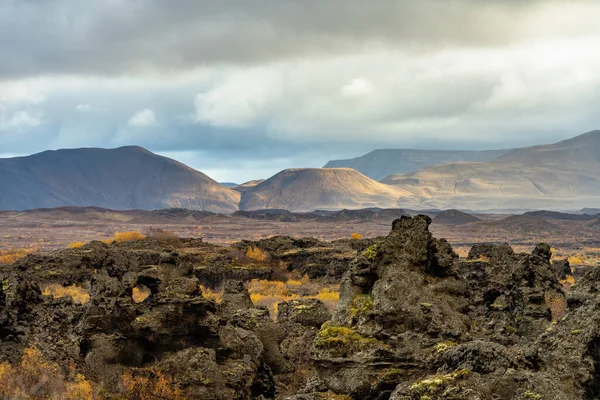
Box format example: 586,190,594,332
433,340,457,354
522,391,542,399
409,369,470,396
350,294,374,318
361,244,379,260
315,321,382,355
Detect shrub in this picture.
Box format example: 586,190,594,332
246,246,269,262
0,346,96,399
120,369,185,400
132,285,151,303
0,247,39,265
102,231,146,244
350,232,363,240
68,241,86,249
42,284,90,304
200,285,223,303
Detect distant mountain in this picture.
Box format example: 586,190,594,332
220,182,239,187
433,209,480,225
0,146,240,212
239,168,412,212
382,130,600,211
324,149,509,180
232,179,265,193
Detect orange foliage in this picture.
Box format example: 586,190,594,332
120,369,185,400
132,286,151,303
350,232,363,240
68,241,86,249
0,346,96,399
0,247,39,265
42,284,90,304
102,231,146,244
200,285,223,303
246,246,269,262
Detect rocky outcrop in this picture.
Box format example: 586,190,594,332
308,215,576,400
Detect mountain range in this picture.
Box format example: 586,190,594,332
324,148,509,180
1,130,599,213
0,146,240,212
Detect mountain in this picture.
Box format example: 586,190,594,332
220,182,239,187
239,168,412,212
382,130,600,211
433,209,480,225
324,149,509,180
0,146,240,212
232,179,265,193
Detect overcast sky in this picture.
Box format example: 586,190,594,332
1,0,600,182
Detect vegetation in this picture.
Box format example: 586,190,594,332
0,346,96,399
350,232,363,240
68,241,86,249
245,246,269,262
102,231,146,244
132,285,151,303
120,369,185,400
42,284,90,304
0,247,39,265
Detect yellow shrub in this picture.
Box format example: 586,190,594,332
200,285,223,303
0,346,96,399
42,284,90,304
68,241,86,249
132,286,151,303
0,247,39,265
246,246,269,262
568,255,584,265
350,232,363,240
103,231,146,244
120,369,185,400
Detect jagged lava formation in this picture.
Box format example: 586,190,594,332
1,216,600,399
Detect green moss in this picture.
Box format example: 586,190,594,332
522,391,542,399
361,244,379,260
571,329,582,335
350,294,374,318
419,302,433,308
379,369,406,384
433,340,457,354
315,321,381,353
409,369,470,396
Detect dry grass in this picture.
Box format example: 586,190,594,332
42,284,90,304
68,241,86,249
200,277,340,319
0,346,96,399
350,232,363,240
0,247,39,265
132,286,151,303
200,285,223,303
120,369,185,400
102,231,146,244
248,278,340,319
245,246,269,262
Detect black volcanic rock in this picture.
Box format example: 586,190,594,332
0,146,240,212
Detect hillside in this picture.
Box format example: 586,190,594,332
324,148,508,180
239,168,412,212
0,146,240,212
382,130,600,211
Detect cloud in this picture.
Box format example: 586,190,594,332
194,69,282,128
128,109,157,127
2,0,600,78
341,78,374,98
75,104,92,112
0,111,41,130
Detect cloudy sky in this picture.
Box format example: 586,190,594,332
1,0,600,182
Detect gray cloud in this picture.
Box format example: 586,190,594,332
0,0,586,78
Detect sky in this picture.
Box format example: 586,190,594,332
1,0,600,183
